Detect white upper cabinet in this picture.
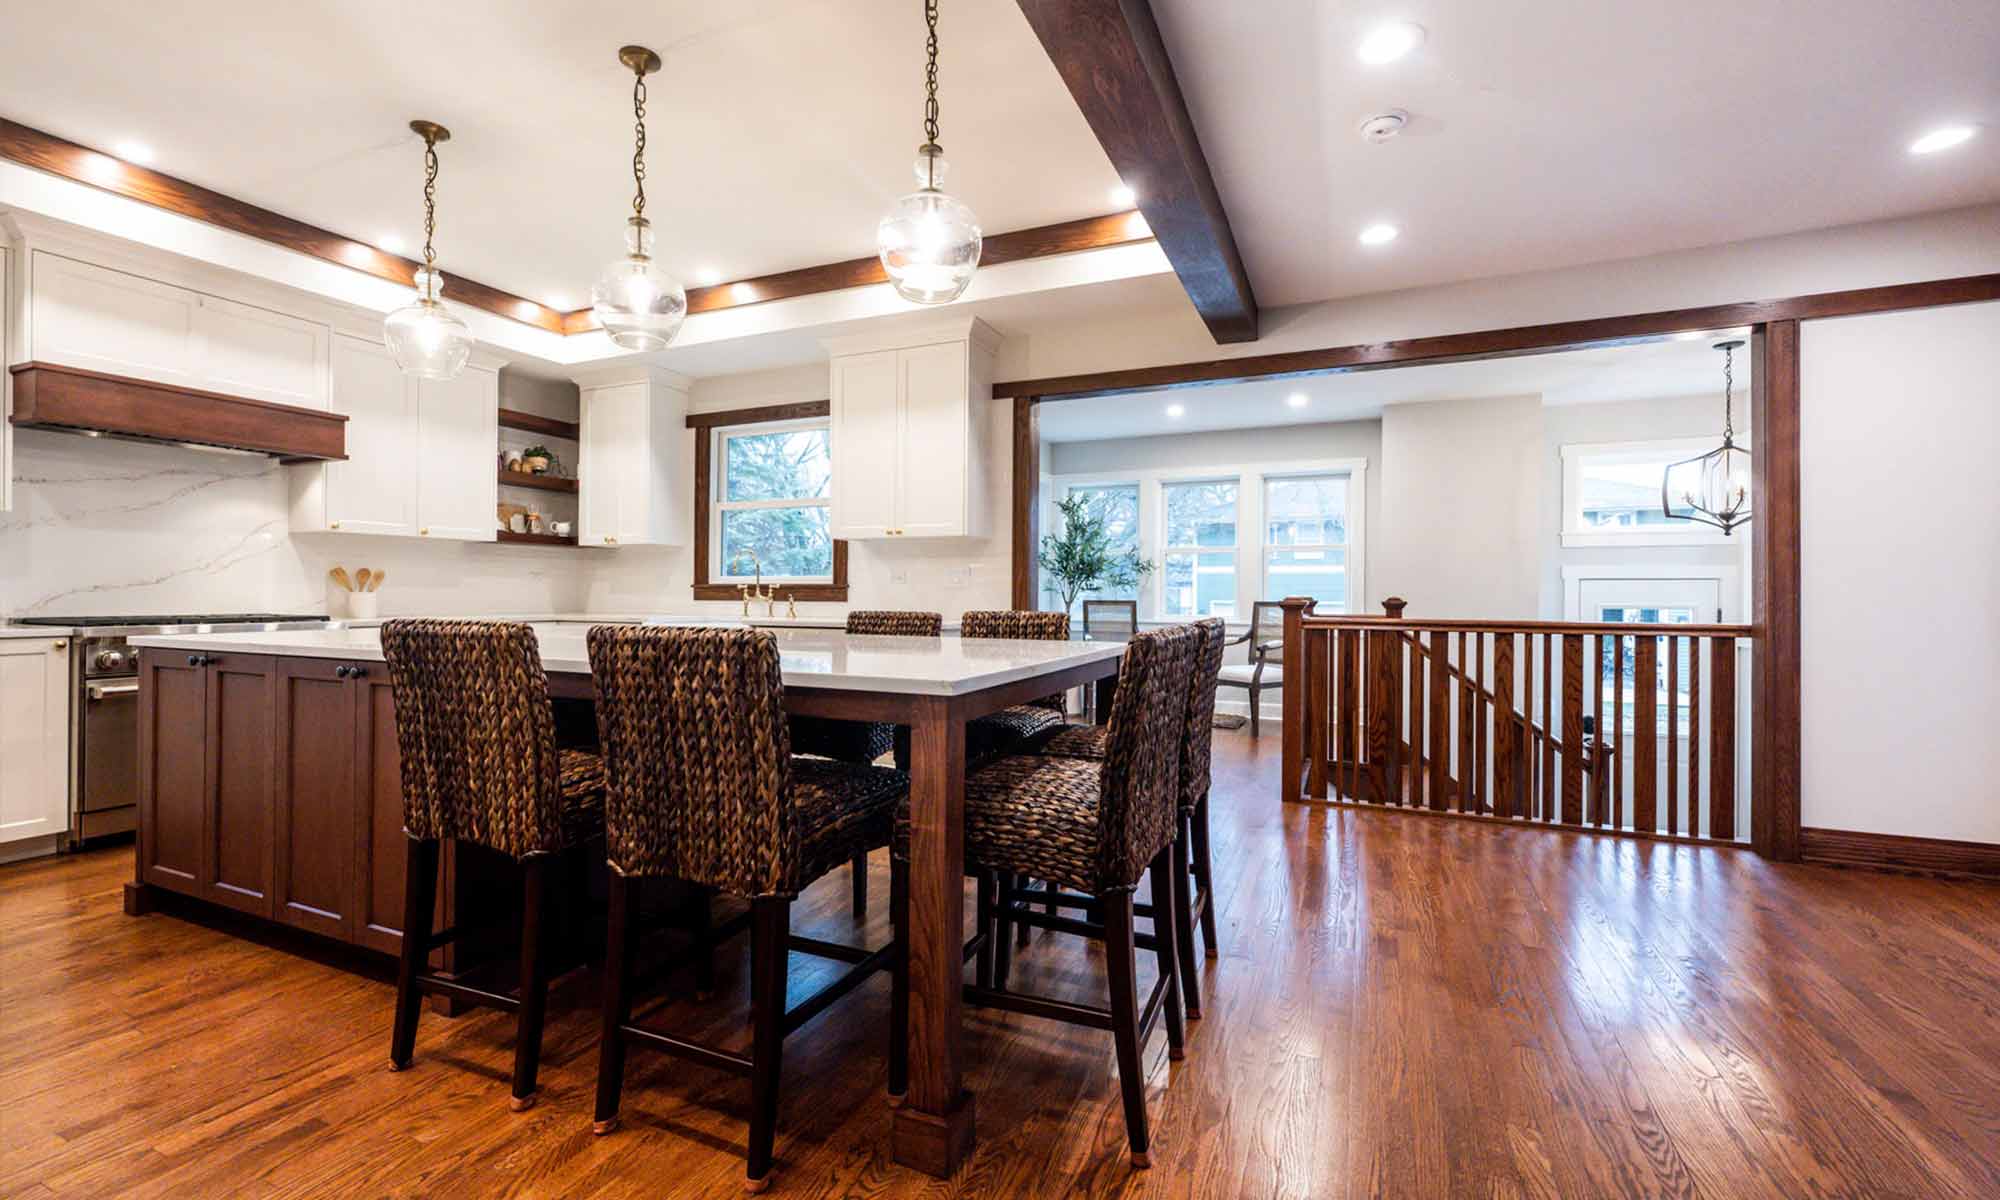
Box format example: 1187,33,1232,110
27,251,330,408
0,636,71,848
415,365,499,542
826,317,996,540
292,335,496,542
192,293,330,410
576,366,690,548
2,246,12,513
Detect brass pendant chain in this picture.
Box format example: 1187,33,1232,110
921,0,941,188
420,135,439,270
631,69,648,219
1721,343,1736,443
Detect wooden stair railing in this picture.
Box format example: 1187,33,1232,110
1278,597,1751,844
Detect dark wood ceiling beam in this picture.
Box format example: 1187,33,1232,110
2,118,1154,341
1017,0,1259,343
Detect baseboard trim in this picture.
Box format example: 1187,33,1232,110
1799,827,2000,882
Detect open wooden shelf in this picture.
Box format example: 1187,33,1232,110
495,529,579,547
497,470,578,494
497,407,579,441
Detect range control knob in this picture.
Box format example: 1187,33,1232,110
93,648,130,672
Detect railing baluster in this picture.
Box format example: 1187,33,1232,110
1666,634,1680,836
1456,632,1473,815
1428,631,1449,811
1710,636,1737,841
1686,636,1702,838
1306,628,1329,800
1591,633,1608,828
1494,634,1518,818
1474,632,1489,814
1406,633,1424,808
1372,628,1400,807
1612,634,1625,832
1561,633,1584,826
1634,635,1658,835
1539,634,1554,823
1337,629,1357,802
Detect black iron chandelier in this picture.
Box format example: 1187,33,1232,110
1662,339,1752,535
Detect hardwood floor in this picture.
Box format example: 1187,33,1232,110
4,729,1997,1198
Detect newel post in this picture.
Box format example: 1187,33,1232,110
1381,597,1408,619
1278,596,1316,804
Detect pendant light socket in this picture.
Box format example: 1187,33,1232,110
618,45,662,76
408,119,451,145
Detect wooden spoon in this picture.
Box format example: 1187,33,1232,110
329,566,354,593
356,567,373,593
367,570,386,593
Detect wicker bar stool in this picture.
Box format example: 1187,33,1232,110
1036,618,1226,1018
380,619,607,1112
959,609,1072,761
789,610,941,920
586,625,908,1193
901,623,1200,1167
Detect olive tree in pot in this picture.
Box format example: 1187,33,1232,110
1038,492,1154,618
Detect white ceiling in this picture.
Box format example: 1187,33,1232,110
1153,0,2000,307
0,0,1124,307
1036,334,1746,442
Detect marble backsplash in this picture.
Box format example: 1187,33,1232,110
1,430,589,620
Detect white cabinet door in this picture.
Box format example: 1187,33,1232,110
2,247,11,514
0,637,71,846
896,341,970,537
579,383,642,547
829,350,902,538
193,294,329,409
416,366,499,542
319,335,418,536
30,252,201,388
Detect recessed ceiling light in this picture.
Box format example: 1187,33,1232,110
112,140,155,165
1165,403,1186,418
1109,184,1137,207
1357,22,1424,65
695,267,723,286
1358,222,1399,246
1909,125,1977,155
1286,392,1309,408
376,234,406,255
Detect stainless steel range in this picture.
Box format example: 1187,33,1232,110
11,614,332,848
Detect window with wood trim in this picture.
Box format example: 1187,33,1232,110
690,402,848,601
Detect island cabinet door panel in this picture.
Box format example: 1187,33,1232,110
354,674,432,957
202,655,278,917
272,659,358,940
138,652,209,895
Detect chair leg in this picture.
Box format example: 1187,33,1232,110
850,850,869,921
1016,876,1033,948
888,856,909,1106
974,870,996,991
1149,849,1187,1061
1248,684,1260,737
692,886,716,998
746,896,791,1192
1191,795,1219,959
1169,817,1203,1020
992,871,1015,991
593,871,638,1134
510,856,550,1111
1103,891,1151,1168
389,836,439,1071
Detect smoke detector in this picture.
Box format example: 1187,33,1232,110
1359,109,1410,143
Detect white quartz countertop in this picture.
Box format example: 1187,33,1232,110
130,626,1120,696
0,625,73,639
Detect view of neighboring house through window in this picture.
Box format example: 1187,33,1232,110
715,420,834,582
1561,438,1744,546
1163,478,1238,617
1065,482,1142,603
1264,474,1351,609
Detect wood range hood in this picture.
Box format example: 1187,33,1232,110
8,361,347,461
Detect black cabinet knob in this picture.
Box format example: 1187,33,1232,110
187,654,200,667
335,664,351,678
350,666,369,679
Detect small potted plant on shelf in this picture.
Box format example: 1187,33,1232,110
520,445,554,475
1037,492,1154,618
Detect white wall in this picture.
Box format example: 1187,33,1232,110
1799,300,2000,845
1538,394,1751,618
1375,395,1543,619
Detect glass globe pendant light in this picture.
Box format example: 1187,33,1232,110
383,120,473,380
591,46,686,351
1662,339,1754,535
876,0,982,305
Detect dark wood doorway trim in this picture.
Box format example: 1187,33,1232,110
1017,0,1259,344
1007,270,2000,863
992,273,2000,400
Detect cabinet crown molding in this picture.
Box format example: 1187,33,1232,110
820,315,1001,360
569,362,692,394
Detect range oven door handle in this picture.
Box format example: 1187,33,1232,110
87,682,141,701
